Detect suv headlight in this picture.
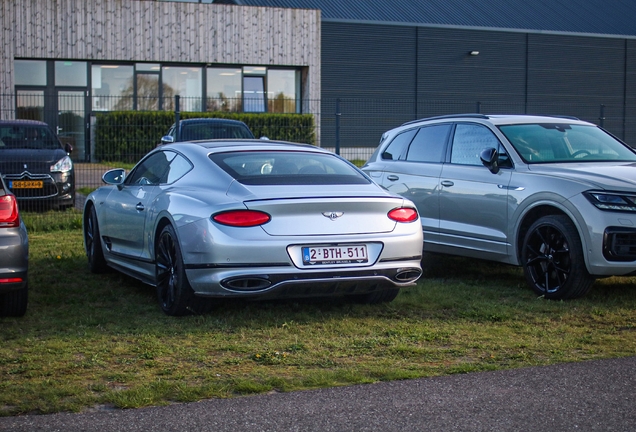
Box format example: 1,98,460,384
584,191,636,212
51,155,73,173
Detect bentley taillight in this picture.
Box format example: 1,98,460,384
388,207,418,223
212,210,271,227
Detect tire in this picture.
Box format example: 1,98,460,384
521,215,595,299
349,287,400,304
155,225,213,316
85,205,108,273
0,284,28,317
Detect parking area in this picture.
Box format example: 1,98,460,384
74,163,112,210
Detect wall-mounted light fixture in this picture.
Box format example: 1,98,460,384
469,51,480,56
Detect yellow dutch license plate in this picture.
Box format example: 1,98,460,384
10,180,44,189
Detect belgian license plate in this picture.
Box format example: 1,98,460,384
10,180,43,189
302,245,368,265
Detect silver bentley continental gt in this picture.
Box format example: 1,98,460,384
83,140,423,316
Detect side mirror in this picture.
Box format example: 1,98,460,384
161,135,175,145
64,143,73,154
480,148,500,174
102,168,126,186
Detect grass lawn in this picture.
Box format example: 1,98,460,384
1,227,635,416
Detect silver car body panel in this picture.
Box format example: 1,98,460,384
364,115,636,277
85,140,423,298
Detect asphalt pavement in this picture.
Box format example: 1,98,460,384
1,356,634,432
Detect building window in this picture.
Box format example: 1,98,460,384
88,62,301,113
243,66,266,113
207,67,242,112
136,74,160,111
268,69,299,113
162,66,202,112
91,65,134,111
14,60,47,86
135,63,160,111
16,91,45,121
55,61,87,87
243,77,266,113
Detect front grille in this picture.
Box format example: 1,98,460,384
3,173,58,199
10,184,58,198
603,228,636,261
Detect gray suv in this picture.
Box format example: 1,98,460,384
363,114,636,299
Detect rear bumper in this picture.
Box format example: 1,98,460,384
186,258,422,299
0,224,29,293
0,270,28,293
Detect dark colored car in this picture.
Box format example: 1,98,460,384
0,174,28,317
0,120,75,210
160,118,256,145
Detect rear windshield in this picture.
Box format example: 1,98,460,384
209,151,371,185
499,123,636,163
181,123,254,140
0,125,61,150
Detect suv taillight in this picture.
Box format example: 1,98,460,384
0,194,20,228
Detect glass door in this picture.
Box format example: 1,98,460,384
57,91,86,161
243,76,265,112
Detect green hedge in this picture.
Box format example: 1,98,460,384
94,111,315,162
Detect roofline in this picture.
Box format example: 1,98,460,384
171,139,320,149
178,118,247,123
400,114,592,127
322,17,636,40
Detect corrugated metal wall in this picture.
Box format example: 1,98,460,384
627,40,636,143
527,34,626,134
321,23,417,148
322,21,636,147
417,28,527,108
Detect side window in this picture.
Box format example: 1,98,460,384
381,129,417,160
127,151,177,185
497,147,513,168
451,124,500,166
406,124,451,163
164,154,193,183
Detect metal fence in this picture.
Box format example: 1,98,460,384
1,93,633,224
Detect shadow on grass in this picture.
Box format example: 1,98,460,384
13,247,636,340
418,251,636,308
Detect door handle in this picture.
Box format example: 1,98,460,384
136,203,145,211
441,180,454,187
386,174,399,181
